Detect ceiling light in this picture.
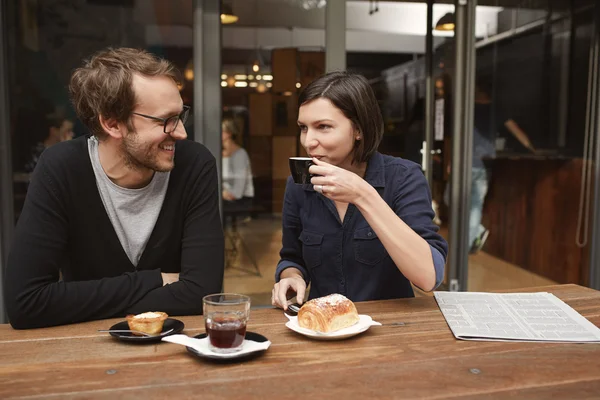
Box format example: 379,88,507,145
221,3,239,24
256,83,267,93
435,13,455,31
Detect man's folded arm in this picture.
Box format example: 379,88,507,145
5,159,163,329
125,155,224,315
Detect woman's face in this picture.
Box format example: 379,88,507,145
60,120,74,141
298,98,358,169
222,129,232,143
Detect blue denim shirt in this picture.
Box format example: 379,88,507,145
275,152,448,301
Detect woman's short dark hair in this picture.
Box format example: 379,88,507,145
298,71,384,164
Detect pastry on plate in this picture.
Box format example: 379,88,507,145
297,294,359,333
125,311,168,335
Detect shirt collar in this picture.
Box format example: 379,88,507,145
363,152,385,188
303,152,386,191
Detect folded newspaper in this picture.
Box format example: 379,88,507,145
434,291,600,343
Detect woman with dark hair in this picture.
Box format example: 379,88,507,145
272,71,448,310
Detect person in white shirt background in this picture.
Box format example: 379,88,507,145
221,117,254,214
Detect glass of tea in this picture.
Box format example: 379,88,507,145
203,293,251,353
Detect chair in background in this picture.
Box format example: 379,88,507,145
223,199,262,277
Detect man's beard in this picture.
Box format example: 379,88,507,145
121,131,174,173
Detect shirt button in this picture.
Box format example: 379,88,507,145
367,231,373,237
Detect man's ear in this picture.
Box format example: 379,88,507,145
99,115,125,139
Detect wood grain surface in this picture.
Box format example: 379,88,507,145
0,284,598,399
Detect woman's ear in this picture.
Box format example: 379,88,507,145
99,115,125,140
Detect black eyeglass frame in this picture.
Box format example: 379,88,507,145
132,105,190,134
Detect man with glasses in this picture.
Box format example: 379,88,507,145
5,48,224,329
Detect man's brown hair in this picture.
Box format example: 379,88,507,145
69,47,180,139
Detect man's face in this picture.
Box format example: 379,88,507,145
122,74,187,173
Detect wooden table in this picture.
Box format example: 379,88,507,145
1,284,599,399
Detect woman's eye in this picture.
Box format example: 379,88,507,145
298,125,307,132
318,124,331,130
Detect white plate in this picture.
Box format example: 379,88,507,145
285,314,381,340
162,333,271,360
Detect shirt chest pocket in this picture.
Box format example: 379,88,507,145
353,227,388,266
299,230,323,269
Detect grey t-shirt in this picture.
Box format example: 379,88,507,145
88,137,170,266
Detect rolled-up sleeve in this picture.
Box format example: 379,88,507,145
393,165,448,290
430,245,445,289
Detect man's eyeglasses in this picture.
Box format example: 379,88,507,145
132,105,190,134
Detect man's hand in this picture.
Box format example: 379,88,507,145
161,273,179,286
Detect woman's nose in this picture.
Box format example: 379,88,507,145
303,130,318,149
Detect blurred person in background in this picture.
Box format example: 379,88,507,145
467,77,536,254
221,117,254,213
24,114,74,173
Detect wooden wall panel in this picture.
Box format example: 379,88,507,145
298,51,325,89
272,94,298,136
247,136,273,213
272,136,297,213
249,93,273,136
247,136,272,178
272,136,297,180
482,158,591,285
271,48,298,93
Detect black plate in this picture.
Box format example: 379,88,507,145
107,318,185,343
186,331,269,362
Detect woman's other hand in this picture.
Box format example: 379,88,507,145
272,269,306,310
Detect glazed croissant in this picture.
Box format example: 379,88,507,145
297,294,360,333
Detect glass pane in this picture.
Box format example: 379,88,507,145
470,0,594,289
220,0,326,306
7,0,194,220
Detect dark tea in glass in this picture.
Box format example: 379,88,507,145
203,294,251,353
205,316,247,349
